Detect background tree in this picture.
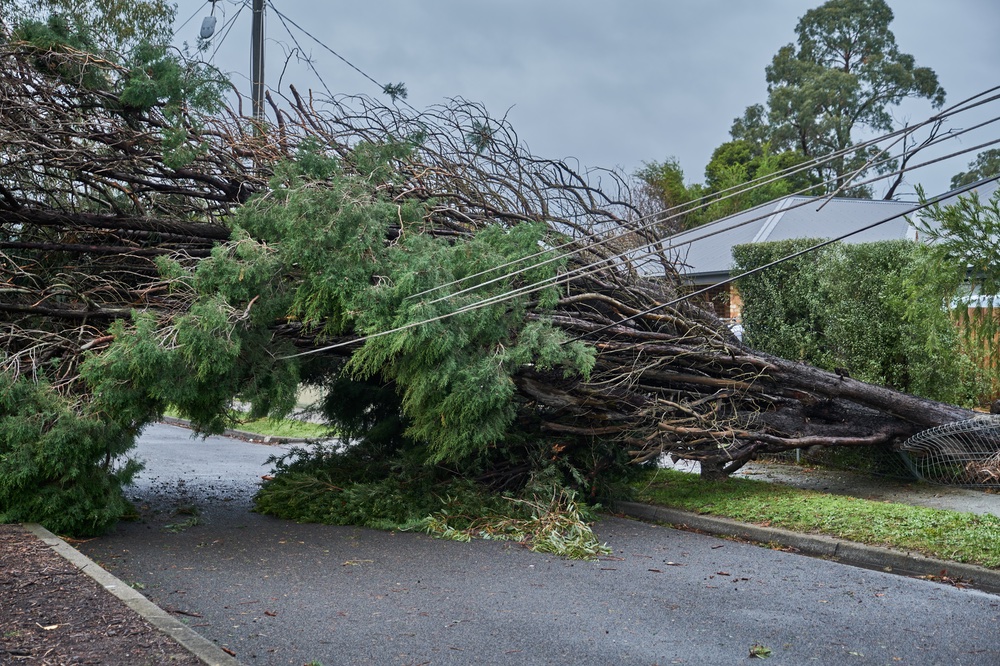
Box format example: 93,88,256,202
634,142,816,230
633,158,706,231
639,0,946,226
700,140,818,218
733,0,945,196
0,0,174,52
951,149,1000,190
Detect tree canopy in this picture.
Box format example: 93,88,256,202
951,149,1000,190
738,0,945,195
0,0,175,52
636,0,941,224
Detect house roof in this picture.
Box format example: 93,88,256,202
636,179,1000,285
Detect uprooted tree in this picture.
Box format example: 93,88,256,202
0,36,978,536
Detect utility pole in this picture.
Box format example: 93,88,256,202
251,0,265,123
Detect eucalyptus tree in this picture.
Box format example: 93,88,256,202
732,0,945,196
951,150,1000,189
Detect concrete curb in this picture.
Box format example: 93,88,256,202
614,501,1000,595
24,523,241,666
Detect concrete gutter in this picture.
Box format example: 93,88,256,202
24,523,241,666
615,501,1000,595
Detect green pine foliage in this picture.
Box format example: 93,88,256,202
0,373,140,536
216,142,620,544
81,305,300,437
418,488,610,560
253,448,444,531
11,12,225,169
10,14,109,89
207,142,595,466
83,140,611,540
2,0,176,54
118,43,226,168
0,6,228,536
254,444,610,559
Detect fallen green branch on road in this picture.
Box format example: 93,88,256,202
254,444,610,560
634,469,1000,569
419,488,611,560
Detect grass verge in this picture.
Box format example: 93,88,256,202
226,414,331,440
163,407,332,440
634,469,1000,569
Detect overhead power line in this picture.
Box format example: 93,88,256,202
180,11,996,360
208,2,246,62
409,88,1000,308
270,6,334,100
268,4,417,112
171,1,210,39
278,88,1000,361
565,172,1000,344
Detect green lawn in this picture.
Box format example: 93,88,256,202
633,468,1000,569
226,414,332,440
164,408,333,440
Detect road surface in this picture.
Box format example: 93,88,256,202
79,423,1000,665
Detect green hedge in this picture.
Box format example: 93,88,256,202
733,239,984,405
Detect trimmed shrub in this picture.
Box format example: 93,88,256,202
734,239,985,405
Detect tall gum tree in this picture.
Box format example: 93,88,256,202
734,0,945,196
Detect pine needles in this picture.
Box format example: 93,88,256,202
418,488,611,560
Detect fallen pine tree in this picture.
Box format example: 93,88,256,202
0,38,978,534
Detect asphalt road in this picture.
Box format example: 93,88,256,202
79,423,1000,665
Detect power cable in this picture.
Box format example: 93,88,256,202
278,134,1000,362
208,1,247,63
413,95,1000,311
270,6,334,101
290,107,999,351
171,1,210,38
445,132,1000,321
564,173,1000,344
268,4,418,113
407,87,1000,304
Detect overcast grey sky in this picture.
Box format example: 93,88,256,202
172,0,999,198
